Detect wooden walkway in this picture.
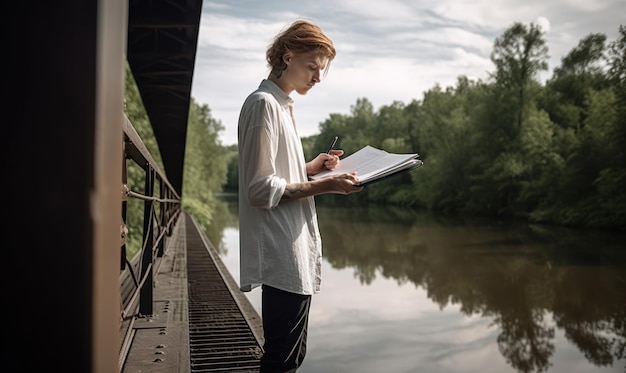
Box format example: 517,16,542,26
121,213,263,372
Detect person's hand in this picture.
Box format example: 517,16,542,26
308,149,344,175
326,172,363,194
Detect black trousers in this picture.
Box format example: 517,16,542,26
260,285,312,373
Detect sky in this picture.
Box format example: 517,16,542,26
190,0,625,146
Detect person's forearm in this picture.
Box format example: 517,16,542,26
281,179,326,201
281,173,360,202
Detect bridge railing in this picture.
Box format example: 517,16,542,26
118,113,182,368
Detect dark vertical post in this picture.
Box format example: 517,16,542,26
139,165,155,314
121,149,129,270
9,1,125,372
157,178,166,257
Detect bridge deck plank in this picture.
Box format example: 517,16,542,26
121,213,262,372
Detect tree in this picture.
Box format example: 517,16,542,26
490,22,549,138
474,23,551,215
606,25,626,165
376,101,410,152
181,100,228,234
547,33,610,130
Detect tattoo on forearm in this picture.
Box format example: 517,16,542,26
283,184,304,199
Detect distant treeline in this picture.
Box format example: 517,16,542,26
225,22,626,230
126,22,626,240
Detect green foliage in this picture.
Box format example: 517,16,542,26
123,65,165,172
182,195,216,229
490,22,549,90
123,64,165,257
305,23,625,230
122,63,229,257
181,99,228,229
301,135,318,160
606,25,626,168
546,33,611,131
223,144,239,192
202,23,625,230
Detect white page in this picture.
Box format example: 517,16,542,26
355,153,418,180
311,145,418,183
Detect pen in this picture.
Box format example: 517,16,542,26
326,136,338,154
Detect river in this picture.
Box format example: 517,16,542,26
207,194,625,373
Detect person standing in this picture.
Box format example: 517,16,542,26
237,19,363,372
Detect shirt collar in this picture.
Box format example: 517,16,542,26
260,79,294,108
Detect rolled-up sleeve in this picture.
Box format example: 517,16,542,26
239,97,286,209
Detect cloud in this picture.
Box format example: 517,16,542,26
534,16,551,33
192,0,625,145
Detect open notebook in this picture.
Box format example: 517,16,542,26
310,145,423,186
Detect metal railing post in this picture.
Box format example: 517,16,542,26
139,165,155,315
157,178,166,258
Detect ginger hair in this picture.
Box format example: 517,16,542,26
266,20,336,75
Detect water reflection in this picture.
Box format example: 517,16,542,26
316,203,625,373
208,195,626,372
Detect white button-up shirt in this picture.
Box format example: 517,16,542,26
237,79,322,295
